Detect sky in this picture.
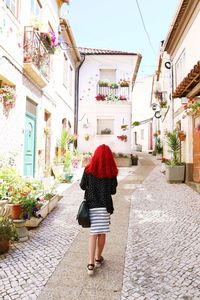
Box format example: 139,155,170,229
67,0,180,78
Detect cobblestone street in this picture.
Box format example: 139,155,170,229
1,154,200,299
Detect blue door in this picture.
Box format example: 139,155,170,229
24,113,36,177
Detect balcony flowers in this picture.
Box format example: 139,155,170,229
117,135,127,142
106,95,118,102
98,80,110,87
40,31,58,54
119,79,130,87
183,98,200,116
0,85,16,117
95,94,106,101
119,95,127,101
110,83,119,89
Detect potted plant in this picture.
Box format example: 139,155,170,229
130,154,138,165
101,128,111,135
155,137,163,159
165,130,185,183
119,95,127,101
121,124,128,131
110,83,119,89
183,98,200,116
0,201,18,247
117,135,127,142
0,85,16,118
178,130,186,141
0,216,18,254
98,80,110,87
132,121,140,127
119,79,130,87
40,31,58,54
84,133,90,141
95,94,106,101
63,150,73,182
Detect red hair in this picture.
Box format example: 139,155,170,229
85,144,118,179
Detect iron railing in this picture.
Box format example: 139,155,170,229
96,84,130,101
23,26,50,81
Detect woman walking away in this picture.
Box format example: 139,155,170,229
80,144,118,275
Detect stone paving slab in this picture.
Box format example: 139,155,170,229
38,160,154,300
0,166,138,300
122,156,200,300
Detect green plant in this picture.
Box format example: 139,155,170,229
0,217,18,242
64,150,72,173
132,121,140,127
110,83,119,89
98,80,110,87
166,130,182,166
101,128,111,134
155,137,163,154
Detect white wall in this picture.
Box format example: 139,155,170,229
78,54,137,154
0,0,77,177
131,76,154,152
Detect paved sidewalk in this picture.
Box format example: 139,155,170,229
2,153,200,300
122,156,200,300
38,156,155,300
0,166,139,300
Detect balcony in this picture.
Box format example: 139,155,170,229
96,82,130,103
23,26,50,88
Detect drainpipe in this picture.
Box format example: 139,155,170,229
74,54,86,148
169,58,174,130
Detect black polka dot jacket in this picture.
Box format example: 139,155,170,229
80,171,118,214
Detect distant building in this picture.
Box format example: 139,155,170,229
77,47,141,155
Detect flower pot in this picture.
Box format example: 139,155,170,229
178,133,186,141
48,195,59,213
9,204,23,220
165,165,185,183
0,239,9,254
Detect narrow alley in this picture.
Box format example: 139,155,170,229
1,154,200,299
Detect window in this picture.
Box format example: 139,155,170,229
31,0,42,19
175,50,186,87
97,118,114,135
4,0,18,17
63,55,68,88
141,129,144,140
100,69,116,82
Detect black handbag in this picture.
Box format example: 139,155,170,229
76,200,90,228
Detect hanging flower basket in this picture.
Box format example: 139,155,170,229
121,124,128,131
84,134,90,141
183,98,200,116
40,31,58,54
117,135,127,142
0,85,16,118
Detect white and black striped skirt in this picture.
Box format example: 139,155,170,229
89,207,111,235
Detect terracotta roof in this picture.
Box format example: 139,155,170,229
78,47,137,56
173,61,200,98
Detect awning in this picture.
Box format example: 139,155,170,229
173,61,200,98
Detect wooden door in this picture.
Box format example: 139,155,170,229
193,117,200,182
